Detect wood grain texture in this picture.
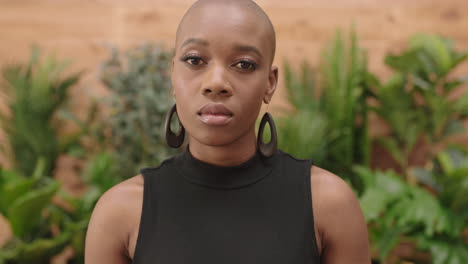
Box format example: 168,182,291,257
0,0,467,146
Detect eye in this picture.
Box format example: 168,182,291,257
181,55,206,66
234,60,257,71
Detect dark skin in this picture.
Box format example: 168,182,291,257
84,1,371,263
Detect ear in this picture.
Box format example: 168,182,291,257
263,66,278,104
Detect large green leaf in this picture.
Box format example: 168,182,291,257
6,181,59,238
359,187,392,221
0,230,70,264
410,34,452,75
454,91,468,117
277,110,328,161
417,236,468,264
355,168,407,221
375,227,406,260
387,187,459,237
427,149,468,214
0,178,36,215
385,49,421,73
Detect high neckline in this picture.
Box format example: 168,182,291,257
174,147,277,189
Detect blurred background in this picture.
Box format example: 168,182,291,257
0,0,467,263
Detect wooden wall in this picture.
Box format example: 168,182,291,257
0,0,467,157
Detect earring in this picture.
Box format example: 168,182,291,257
165,104,185,148
257,112,278,157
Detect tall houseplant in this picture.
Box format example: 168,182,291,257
0,161,71,264
278,29,373,189
357,34,468,263
371,34,468,177
0,48,81,177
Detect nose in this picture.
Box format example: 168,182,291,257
201,65,233,99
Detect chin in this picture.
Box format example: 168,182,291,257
189,131,240,147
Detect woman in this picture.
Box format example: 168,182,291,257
85,0,371,263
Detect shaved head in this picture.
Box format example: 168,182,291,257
175,0,276,64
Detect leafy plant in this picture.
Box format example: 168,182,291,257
0,47,81,177
0,160,71,264
412,147,468,219
278,62,329,162
59,151,120,263
320,29,372,175
278,29,372,189
355,164,468,263
279,31,468,263
100,44,177,178
371,34,468,176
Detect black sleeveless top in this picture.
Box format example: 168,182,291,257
132,149,320,264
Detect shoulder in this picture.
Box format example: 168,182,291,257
309,166,362,229
91,174,144,236
309,166,357,207
309,166,371,262
93,174,144,220
85,174,144,260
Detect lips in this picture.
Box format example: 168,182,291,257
197,103,233,126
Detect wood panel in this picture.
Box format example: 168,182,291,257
0,0,467,146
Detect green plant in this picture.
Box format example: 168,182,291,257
59,151,120,264
0,160,71,264
320,29,372,174
0,47,81,177
100,44,177,178
371,34,468,176
279,31,468,263
412,147,468,219
278,62,329,162
355,164,468,264
358,33,468,264
278,29,372,188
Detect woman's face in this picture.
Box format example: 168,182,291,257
171,3,277,147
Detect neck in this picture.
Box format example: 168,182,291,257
188,130,257,167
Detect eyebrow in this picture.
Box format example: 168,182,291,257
181,38,209,48
180,38,263,58
233,43,263,59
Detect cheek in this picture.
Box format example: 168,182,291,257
236,78,268,119
239,77,268,103
172,67,201,100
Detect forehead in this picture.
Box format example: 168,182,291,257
176,4,272,58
